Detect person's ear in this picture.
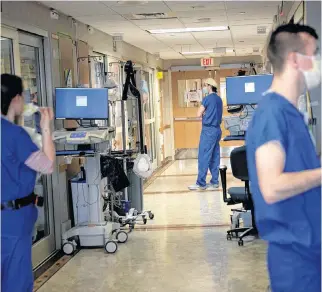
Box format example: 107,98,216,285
289,52,299,69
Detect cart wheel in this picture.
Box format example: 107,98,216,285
238,239,244,246
226,234,232,241
116,231,128,243
105,241,118,254
62,242,75,255
143,218,148,225
149,212,154,220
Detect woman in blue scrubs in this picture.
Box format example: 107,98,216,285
1,74,55,292
246,24,321,291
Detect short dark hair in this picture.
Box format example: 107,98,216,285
210,86,217,93
1,74,23,115
267,23,318,73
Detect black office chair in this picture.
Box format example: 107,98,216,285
219,145,258,246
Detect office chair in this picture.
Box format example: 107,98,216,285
219,145,258,246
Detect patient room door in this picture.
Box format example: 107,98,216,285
172,70,217,150
18,32,56,268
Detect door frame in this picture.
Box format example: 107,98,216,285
1,25,21,75
18,31,56,268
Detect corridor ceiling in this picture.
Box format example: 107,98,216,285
44,1,281,60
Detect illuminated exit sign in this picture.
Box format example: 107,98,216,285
201,58,214,67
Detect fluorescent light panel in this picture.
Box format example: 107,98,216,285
181,50,212,55
148,26,229,34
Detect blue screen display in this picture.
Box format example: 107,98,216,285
226,74,273,105
55,88,108,119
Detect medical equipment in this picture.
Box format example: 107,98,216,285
54,87,129,254
226,74,273,105
55,88,109,120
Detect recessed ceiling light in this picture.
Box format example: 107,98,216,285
147,26,229,34
239,12,246,15
181,50,212,55
117,1,148,4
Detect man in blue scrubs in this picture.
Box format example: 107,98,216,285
246,24,321,291
189,78,223,191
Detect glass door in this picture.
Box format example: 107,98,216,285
19,32,56,268
143,70,157,169
1,26,21,75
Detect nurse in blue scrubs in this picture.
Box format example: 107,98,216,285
246,24,321,291
1,74,55,292
189,78,223,191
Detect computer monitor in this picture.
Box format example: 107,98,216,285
226,74,273,105
55,88,108,120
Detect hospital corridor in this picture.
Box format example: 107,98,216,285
1,1,321,292
35,149,268,292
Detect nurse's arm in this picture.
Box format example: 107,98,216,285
255,141,321,204
197,105,205,118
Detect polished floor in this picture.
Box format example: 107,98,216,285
38,148,269,292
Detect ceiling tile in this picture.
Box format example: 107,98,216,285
225,1,278,10
133,19,184,29
160,51,185,59
165,1,226,12
192,30,232,40
105,2,171,14
47,1,113,17
231,24,271,38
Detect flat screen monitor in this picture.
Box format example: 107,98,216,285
226,74,273,105
55,88,108,120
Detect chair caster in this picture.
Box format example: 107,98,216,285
238,239,244,246
227,234,232,241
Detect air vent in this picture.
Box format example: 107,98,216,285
257,26,267,34
196,18,211,23
129,13,176,20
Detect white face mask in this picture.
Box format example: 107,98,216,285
298,54,321,90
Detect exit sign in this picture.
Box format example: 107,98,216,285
201,58,214,67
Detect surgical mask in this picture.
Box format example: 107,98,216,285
23,103,39,117
202,87,208,95
298,54,321,90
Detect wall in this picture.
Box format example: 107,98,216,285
305,1,321,155
1,0,164,249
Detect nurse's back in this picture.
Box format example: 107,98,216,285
246,92,321,250
202,93,223,127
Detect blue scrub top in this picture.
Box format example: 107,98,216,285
246,93,321,252
1,118,39,236
201,93,223,127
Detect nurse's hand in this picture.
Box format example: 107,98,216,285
39,108,54,131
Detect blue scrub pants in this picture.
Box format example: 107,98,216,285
1,235,33,292
197,126,222,187
268,243,321,292
1,206,37,292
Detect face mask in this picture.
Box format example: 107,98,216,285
202,87,208,95
23,103,39,117
298,54,321,90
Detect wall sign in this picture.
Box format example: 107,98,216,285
201,58,214,67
